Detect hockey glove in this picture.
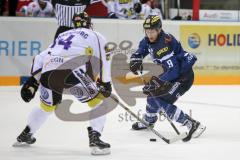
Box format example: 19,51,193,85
21,76,39,102
130,59,143,75
108,12,118,19
143,76,173,96
134,3,142,13
97,79,112,98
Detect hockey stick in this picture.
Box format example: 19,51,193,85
159,110,180,135
137,71,181,135
109,94,187,144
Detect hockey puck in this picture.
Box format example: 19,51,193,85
150,138,157,142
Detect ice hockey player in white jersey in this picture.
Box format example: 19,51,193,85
107,0,142,19
13,12,112,155
27,0,54,17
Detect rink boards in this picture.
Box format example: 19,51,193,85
0,17,239,85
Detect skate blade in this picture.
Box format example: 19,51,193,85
91,147,111,155
130,127,148,131
12,141,31,147
192,124,206,138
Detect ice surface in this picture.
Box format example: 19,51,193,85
0,86,240,160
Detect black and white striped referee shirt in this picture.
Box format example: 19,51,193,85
51,0,93,27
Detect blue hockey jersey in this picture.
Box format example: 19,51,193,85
131,30,197,82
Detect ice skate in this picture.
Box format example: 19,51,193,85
87,127,110,155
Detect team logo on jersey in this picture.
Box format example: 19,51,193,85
156,47,169,56
41,87,49,100
70,87,84,98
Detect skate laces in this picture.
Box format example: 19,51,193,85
137,122,147,128
17,131,33,142
90,131,101,142
182,119,192,130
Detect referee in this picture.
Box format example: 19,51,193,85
51,0,91,39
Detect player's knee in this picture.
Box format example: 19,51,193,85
40,101,56,112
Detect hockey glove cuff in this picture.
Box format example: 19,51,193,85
130,59,143,75
97,80,112,98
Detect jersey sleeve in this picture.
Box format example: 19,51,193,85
171,34,185,57
46,2,54,13
170,34,197,74
30,49,50,81
130,37,149,61
106,0,115,13
26,2,33,16
94,32,111,83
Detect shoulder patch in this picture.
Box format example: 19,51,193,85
164,35,172,44
104,45,112,61
85,47,93,56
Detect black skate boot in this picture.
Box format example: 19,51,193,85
132,121,154,130
87,127,110,155
182,116,206,142
132,113,157,130
13,126,36,147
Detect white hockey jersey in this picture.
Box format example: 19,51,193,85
107,0,140,19
140,4,163,19
31,28,111,83
27,1,53,17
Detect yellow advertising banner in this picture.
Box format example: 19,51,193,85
180,25,240,84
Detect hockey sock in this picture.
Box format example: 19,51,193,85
27,106,52,134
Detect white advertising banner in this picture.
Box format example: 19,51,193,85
0,17,57,76
200,10,239,21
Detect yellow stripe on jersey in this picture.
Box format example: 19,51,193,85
87,93,105,108
40,101,56,112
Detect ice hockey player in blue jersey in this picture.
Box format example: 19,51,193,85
130,15,206,141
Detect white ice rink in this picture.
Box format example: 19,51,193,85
0,86,240,160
